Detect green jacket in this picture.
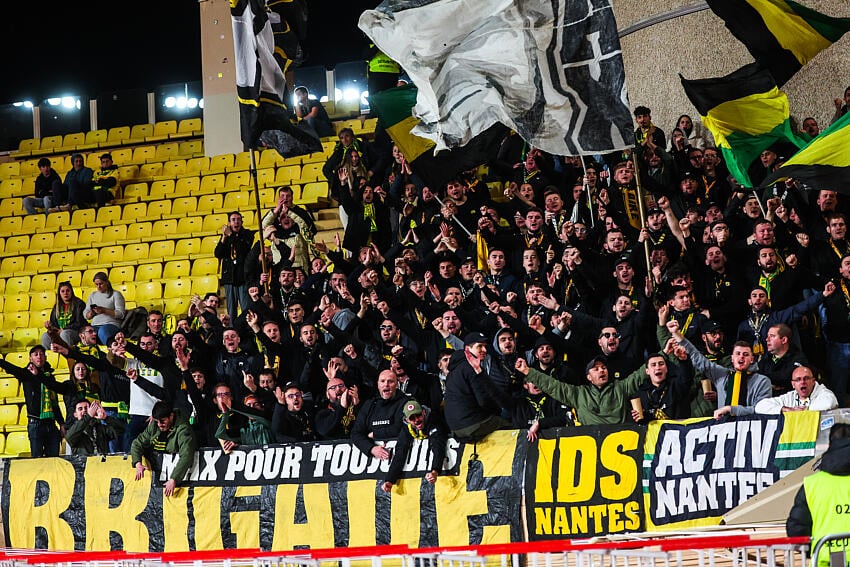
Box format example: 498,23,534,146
216,406,274,446
65,414,125,456
526,366,645,425
130,411,197,482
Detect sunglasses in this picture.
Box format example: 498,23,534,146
600,332,620,339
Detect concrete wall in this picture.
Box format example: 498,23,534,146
614,0,850,141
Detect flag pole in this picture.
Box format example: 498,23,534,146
580,155,595,228
432,193,474,237
630,149,654,293
249,148,270,297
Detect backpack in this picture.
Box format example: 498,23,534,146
121,306,149,341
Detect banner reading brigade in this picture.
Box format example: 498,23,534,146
525,425,645,539
642,411,820,530
0,431,526,552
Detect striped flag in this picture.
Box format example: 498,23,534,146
760,111,850,191
680,64,806,188
231,0,320,155
705,0,850,86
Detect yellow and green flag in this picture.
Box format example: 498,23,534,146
706,0,850,86
680,64,806,188
760,110,850,191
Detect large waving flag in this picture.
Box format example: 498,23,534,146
369,83,508,191
760,111,850,191
705,0,850,86
231,0,320,156
359,0,633,157
680,64,806,188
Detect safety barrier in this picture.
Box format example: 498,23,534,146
811,531,850,567
0,533,813,567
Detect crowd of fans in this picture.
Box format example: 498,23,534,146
1,91,848,495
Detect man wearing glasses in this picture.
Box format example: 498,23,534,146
271,382,316,443
594,326,639,381
315,377,361,440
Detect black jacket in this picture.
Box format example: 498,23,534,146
214,228,256,285
351,392,408,456
444,350,510,433
385,407,449,484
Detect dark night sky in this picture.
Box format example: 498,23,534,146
0,0,377,104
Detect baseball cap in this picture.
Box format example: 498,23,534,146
463,332,488,346
585,355,608,374
403,400,423,419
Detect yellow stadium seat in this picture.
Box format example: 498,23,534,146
163,259,191,279
122,243,150,264
122,182,148,202
109,265,135,285
0,330,11,352
29,233,54,253
147,120,178,143
48,251,75,272
10,138,39,159
224,171,250,192
0,405,20,431
199,174,225,195
0,179,23,200
79,129,108,150
169,196,197,218
0,379,19,402
81,268,103,285
12,327,41,349
174,176,199,197
300,162,324,182
151,219,178,241
4,431,31,457
94,205,122,227
192,275,220,296
4,236,30,257
0,257,24,278
120,202,148,224
6,276,30,295
4,405,27,433
174,118,203,139
147,179,175,201
163,278,192,299
31,135,63,156
3,312,29,331
124,222,151,242
221,190,252,213
145,199,171,220
154,142,180,163
5,293,29,313
0,198,22,218
163,296,190,317
56,270,82,288
85,153,102,170
182,157,209,179
255,167,275,188
240,210,255,226
200,214,227,236
50,230,78,252
75,227,102,250
117,165,140,185
21,253,46,274
107,126,130,146
200,235,220,255
97,245,124,266
178,139,204,158
131,145,157,165
257,149,285,169
149,240,175,262
259,187,277,208
72,248,99,269
229,151,252,172
0,217,22,238
0,162,21,180
62,132,85,151
30,291,53,313
275,164,303,185
135,262,162,283
30,273,56,293
21,214,46,234
128,123,154,145
135,281,163,308
159,159,186,179
299,181,329,205
113,283,136,303
174,236,201,257
208,154,234,174
102,224,129,245
69,208,96,230
198,194,223,215
137,162,163,181
176,218,203,237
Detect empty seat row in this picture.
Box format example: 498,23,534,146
10,119,204,159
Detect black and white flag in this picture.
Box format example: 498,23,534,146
359,0,633,156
